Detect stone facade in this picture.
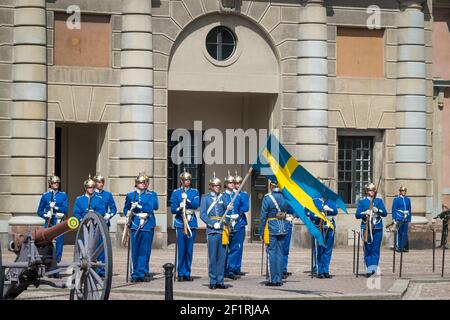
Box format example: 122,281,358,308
0,0,445,249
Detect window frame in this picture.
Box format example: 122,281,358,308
205,26,237,62
337,135,374,207
167,130,205,205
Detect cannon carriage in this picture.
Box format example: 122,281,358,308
0,212,113,300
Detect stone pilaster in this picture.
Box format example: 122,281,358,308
295,0,329,177
117,0,158,245
8,0,48,235
395,0,427,217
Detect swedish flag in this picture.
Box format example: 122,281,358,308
252,134,348,247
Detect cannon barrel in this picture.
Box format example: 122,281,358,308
34,218,79,246
10,217,79,253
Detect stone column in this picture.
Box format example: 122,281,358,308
116,0,154,245
8,0,48,236
296,0,329,178
396,0,427,219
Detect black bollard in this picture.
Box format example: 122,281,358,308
163,262,175,300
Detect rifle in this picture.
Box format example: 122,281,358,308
123,191,137,283
181,186,192,238
47,190,55,227
364,175,383,244
122,192,137,247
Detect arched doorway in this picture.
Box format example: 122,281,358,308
167,13,280,242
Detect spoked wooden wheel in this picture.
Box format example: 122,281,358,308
69,212,113,300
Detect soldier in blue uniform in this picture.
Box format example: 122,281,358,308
282,206,295,279
94,174,117,277
94,174,117,226
123,173,159,282
259,180,297,286
222,172,240,280
72,175,104,222
356,182,387,277
305,192,338,279
171,169,200,281
392,185,411,253
232,172,249,277
200,173,232,290
37,175,68,268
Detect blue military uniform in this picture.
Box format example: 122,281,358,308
72,193,104,222
356,196,387,274
171,186,200,279
200,192,231,287
305,198,338,276
391,195,411,251
123,189,158,281
37,190,68,262
223,189,248,278
259,189,297,285
95,189,117,227
95,189,117,277
234,191,249,275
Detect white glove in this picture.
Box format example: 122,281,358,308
227,204,234,211
181,193,187,199
131,202,138,210
286,215,294,222
403,210,409,215
213,222,221,230
56,212,65,219
49,202,56,208
137,213,148,219
44,211,52,218
230,214,239,220
372,207,379,213
104,213,111,221
323,205,332,212
179,202,186,209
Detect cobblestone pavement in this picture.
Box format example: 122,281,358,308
2,243,449,300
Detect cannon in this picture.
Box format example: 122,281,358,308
0,212,113,300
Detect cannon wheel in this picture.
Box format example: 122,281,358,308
69,212,113,300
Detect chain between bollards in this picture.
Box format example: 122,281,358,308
163,262,174,300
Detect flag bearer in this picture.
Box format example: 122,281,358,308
171,169,200,281
259,180,297,286
356,183,387,277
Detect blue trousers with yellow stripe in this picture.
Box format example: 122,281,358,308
225,227,245,276
130,228,154,280
267,234,285,284
176,227,197,278
207,233,226,285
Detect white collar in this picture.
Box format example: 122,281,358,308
95,189,103,193
225,189,233,195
